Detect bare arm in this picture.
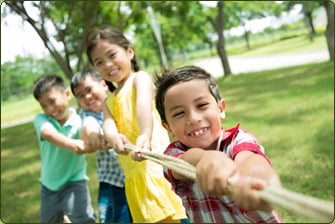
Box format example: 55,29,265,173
231,151,281,211
131,72,154,161
134,72,154,145
102,101,129,154
178,148,238,194
81,117,108,152
41,123,86,155
185,148,281,212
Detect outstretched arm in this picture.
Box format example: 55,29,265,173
102,101,129,154
81,117,109,152
231,151,281,211
41,123,86,155
132,72,154,160
177,148,281,212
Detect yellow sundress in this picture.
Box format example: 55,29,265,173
105,72,187,223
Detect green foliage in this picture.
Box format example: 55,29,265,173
1,56,63,101
2,1,304,78
1,61,333,223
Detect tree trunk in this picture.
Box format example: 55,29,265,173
324,0,334,61
207,1,232,77
304,11,316,41
216,1,232,76
146,4,169,70
243,24,251,51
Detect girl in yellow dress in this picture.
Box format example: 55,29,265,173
85,27,188,223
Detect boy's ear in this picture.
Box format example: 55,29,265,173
219,99,226,120
162,121,175,138
64,88,71,99
101,80,109,90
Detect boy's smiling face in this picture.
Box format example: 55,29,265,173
38,87,71,125
73,75,108,113
162,79,225,149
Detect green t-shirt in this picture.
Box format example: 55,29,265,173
33,108,88,191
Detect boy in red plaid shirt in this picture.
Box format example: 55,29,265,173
154,66,283,223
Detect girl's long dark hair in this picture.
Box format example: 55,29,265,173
85,27,140,92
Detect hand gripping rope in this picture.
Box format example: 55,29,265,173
124,143,334,222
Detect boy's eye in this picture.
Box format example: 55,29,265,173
198,103,209,108
109,53,115,58
94,61,102,67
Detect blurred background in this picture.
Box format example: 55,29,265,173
1,1,333,101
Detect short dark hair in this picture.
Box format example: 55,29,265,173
155,65,221,123
71,68,103,96
33,75,66,100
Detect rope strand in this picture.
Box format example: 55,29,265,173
123,144,334,222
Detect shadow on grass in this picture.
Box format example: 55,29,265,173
1,122,41,223
217,61,334,222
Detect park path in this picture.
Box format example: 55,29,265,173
1,50,330,129
192,50,329,78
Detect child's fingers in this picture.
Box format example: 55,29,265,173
232,176,274,212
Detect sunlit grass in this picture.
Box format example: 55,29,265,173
1,96,41,123
237,35,327,57
218,61,334,222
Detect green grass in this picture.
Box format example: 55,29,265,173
1,95,77,124
1,96,42,123
1,61,333,223
168,33,327,72
236,34,327,57
219,61,334,222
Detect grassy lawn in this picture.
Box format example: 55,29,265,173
1,61,333,223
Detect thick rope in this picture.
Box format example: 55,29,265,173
124,144,334,222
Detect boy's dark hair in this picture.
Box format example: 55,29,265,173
33,75,66,100
85,27,140,92
155,65,221,123
70,68,103,96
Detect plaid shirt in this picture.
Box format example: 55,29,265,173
164,124,282,223
80,109,125,188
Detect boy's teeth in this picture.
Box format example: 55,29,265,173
192,128,205,136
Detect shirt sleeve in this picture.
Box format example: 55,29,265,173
33,114,55,141
229,128,271,165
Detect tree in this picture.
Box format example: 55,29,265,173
146,3,169,70
207,1,232,76
283,1,322,40
3,1,101,80
224,1,282,50
1,56,62,100
284,0,334,60
323,0,334,60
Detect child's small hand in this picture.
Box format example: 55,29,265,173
99,135,111,150
131,134,150,162
106,133,130,154
72,139,87,155
231,176,274,212
196,150,238,196
84,142,97,154
88,132,102,150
